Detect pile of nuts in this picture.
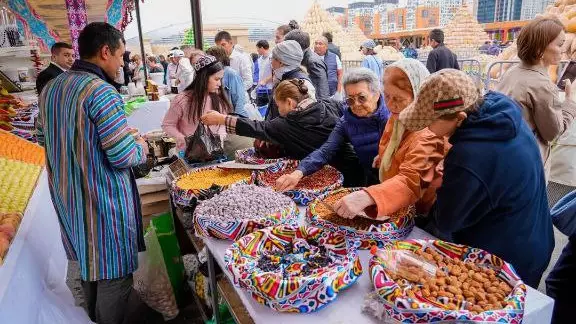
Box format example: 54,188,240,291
389,247,513,314
176,168,252,190
260,165,340,190
195,184,294,221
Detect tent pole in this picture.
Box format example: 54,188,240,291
134,0,148,87
190,0,203,50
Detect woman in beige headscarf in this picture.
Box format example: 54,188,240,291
334,59,448,219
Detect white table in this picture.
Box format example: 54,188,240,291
0,171,92,323
202,210,554,324
127,97,170,134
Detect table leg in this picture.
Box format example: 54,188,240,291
207,248,221,324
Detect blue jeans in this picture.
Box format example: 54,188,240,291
546,236,576,324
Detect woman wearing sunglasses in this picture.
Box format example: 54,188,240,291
276,67,390,189
332,59,449,221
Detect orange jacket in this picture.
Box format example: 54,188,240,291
365,124,449,218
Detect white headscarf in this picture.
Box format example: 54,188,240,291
379,58,430,180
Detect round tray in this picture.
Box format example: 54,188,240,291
307,188,415,249
171,166,256,206
194,198,299,241
224,225,362,313
235,148,286,165
257,160,344,206
370,239,527,323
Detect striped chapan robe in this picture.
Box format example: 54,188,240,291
37,61,145,281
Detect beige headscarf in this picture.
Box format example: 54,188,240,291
379,59,430,181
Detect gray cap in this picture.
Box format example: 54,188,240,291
361,39,377,50
272,40,304,67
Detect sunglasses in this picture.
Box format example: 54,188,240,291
346,94,369,106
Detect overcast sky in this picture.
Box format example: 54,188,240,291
124,0,350,38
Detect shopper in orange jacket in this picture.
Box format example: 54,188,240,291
334,58,448,219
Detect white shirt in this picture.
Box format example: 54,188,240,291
175,58,194,93
51,61,66,72
257,53,273,89
230,46,253,90
319,54,343,70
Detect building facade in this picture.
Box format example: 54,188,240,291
521,0,553,20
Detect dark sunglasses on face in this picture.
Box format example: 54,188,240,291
346,94,369,106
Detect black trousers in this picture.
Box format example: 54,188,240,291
81,275,152,324
546,237,576,324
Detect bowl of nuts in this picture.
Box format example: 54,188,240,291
194,184,299,240
171,166,256,206
306,188,415,249
370,240,526,323
235,148,286,165
224,225,363,313
257,160,344,206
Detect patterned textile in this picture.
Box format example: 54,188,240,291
106,0,136,31
36,61,145,281
7,0,59,51
65,0,88,56
400,68,480,131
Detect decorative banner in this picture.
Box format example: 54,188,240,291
6,0,60,51
65,0,88,56
106,0,137,32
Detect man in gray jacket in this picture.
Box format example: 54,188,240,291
284,29,330,99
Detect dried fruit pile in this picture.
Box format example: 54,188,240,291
194,184,294,221
175,168,252,190
314,190,384,230
0,130,45,166
390,247,513,314
0,212,23,264
260,164,339,190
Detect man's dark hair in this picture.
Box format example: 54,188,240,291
51,42,73,55
215,31,232,43
78,22,125,60
284,30,310,50
171,46,180,51
322,32,333,43
429,29,444,44
256,40,269,50
277,20,299,37
205,46,230,66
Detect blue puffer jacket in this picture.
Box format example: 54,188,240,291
298,94,390,176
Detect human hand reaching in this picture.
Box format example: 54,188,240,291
275,170,303,191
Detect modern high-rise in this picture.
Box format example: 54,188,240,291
521,0,554,20
477,0,523,23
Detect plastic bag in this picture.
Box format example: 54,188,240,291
133,226,179,320
184,123,225,163
370,246,438,282
244,102,263,121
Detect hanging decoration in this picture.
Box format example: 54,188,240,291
5,0,59,51
106,0,138,32
64,0,88,56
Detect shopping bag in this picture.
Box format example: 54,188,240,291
184,123,225,163
151,212,186,302
133,226,179,320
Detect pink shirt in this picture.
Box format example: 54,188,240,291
162,91,226,145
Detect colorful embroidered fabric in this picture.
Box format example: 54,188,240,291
370,240,527,323
235,147,285,165
258,160,344,206
106,0,136,31
195,197,299,241
65,0,87,56
224,225,362,313
307,188,415,249
7,0,59,51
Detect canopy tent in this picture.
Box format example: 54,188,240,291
3,0,135,51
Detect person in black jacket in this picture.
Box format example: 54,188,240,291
425,29,460,73
284,29,330,100
323,32,342,59
36,42,74,94
201,78,364,187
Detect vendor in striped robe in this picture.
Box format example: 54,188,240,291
36,22,150,324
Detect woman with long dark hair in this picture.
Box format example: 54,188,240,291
162,54,233,150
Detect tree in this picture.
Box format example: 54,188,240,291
182,28,210,50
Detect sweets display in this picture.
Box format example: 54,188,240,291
307,188,415,249
194,184,299,240
258,160,343,205
234,148,285,165
224,225,362,313
0,212,23,265
0,130,45,166
370,240,526,323
171,166,255,206
0,157,42,214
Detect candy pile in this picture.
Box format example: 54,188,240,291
260,164,340,190
176,168,252,190
0,157,42,213
0,130,45,165
256,240,337,277
195,184,293,221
